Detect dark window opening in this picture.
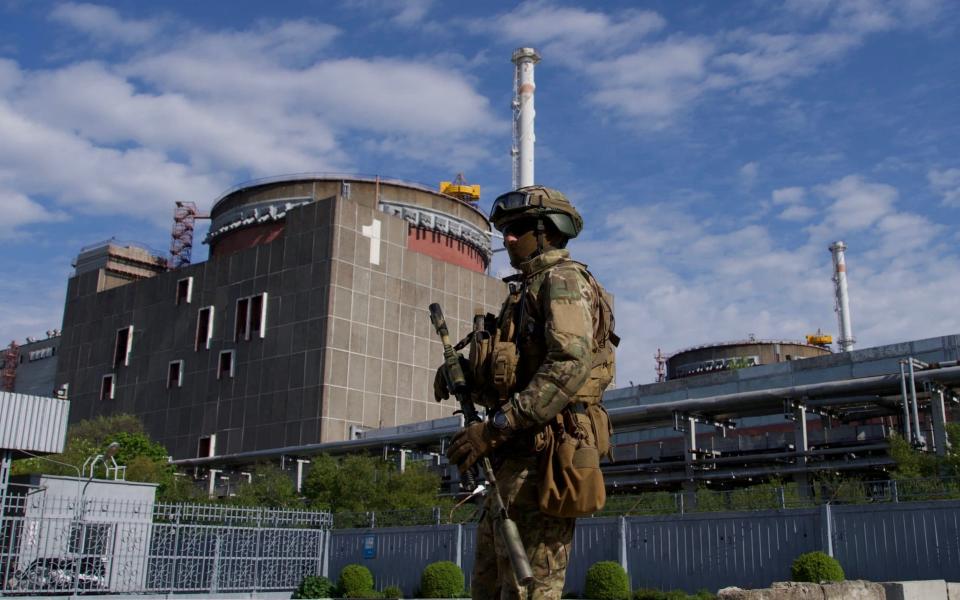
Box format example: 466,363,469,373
176,277,193,305
218,351,234,379
196,307,213,351
113,326,132,368
235,298,250,341
198,435,215,458
167,361,183,388
100,375,114,401
249,294,264,337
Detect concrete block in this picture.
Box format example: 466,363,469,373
882,580,948,600
948,582,960,600
821,580,885,600
769,582,826,600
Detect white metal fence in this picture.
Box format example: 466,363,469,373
0,493,332,595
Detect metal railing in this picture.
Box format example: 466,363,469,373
328,477,960,528
0,492,332,595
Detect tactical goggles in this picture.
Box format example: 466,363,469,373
490,190,542,222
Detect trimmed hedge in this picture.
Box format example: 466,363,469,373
790,551,845,583
381,585,403,599
420,561,465,598
339,564,376,597
584,561,630,600
292,575,334,599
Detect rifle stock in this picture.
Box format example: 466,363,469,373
428,303,534,585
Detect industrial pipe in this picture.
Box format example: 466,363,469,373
829,241,855,352
511,48,540,189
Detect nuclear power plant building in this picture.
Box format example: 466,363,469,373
55,176,506,459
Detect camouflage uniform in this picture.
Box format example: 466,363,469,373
471,248,612,600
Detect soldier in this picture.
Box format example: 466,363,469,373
435,186,617,600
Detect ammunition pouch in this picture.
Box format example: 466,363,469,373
536,403,610,518
491,340,519,398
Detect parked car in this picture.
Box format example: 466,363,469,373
6,556,107,591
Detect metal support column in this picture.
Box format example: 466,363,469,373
683,416,697,506
929,384,949,457
899,361,912,444
793,403,811,497
908,359,924,446
0,449,12,500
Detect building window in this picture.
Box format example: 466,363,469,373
234,293,268,341
113,326,133,368
198,434,216,457
195,306,214,351
167,360,184,388
100,374,114,401
176,277,193,305
218,350,234,379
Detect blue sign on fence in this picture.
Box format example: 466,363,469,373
362,534,376,559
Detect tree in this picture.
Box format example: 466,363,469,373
301,453,443,513
230,462,300,508
12,414,176,495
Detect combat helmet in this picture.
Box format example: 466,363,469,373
489,185,583,239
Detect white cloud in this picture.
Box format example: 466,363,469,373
575,173,959,385
484,0,946,128
739,161,759,188
772,186,805,205
489,1,665,65
928,167,960,207
816,175,897,232
49,2,163,45
0,189,67,239
0,12,503,226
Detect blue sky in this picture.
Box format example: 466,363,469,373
1,0,959,385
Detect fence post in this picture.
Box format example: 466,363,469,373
455,524,463,569
819,503,834,557
618,516,628,577
321,529,331,578
169,509,181,596
676,493,684,515
889,480,899,503
777,486,786,509
433,506,441,526
211,533,221,594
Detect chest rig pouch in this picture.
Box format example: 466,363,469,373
488,280,523,398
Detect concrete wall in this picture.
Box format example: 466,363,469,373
57,184,506,458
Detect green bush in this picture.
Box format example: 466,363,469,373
420,561,465,598
292,575,335,599
584,561,630,600
633,590,662,600
381,585,403,599
791,551,845,583
343,591,381,599
339,564,375,597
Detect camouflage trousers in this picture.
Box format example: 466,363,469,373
471,455,576,600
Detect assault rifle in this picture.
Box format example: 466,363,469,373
428,303,534,585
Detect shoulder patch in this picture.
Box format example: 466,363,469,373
547,265,587,302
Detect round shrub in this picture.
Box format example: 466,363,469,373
292,575,334,599
420,561,465,598
791,551,845,583
339,564,375,597
381,585,403,599
584,561,630,600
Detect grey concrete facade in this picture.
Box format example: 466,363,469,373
1,336,61,397
56,180,505,460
